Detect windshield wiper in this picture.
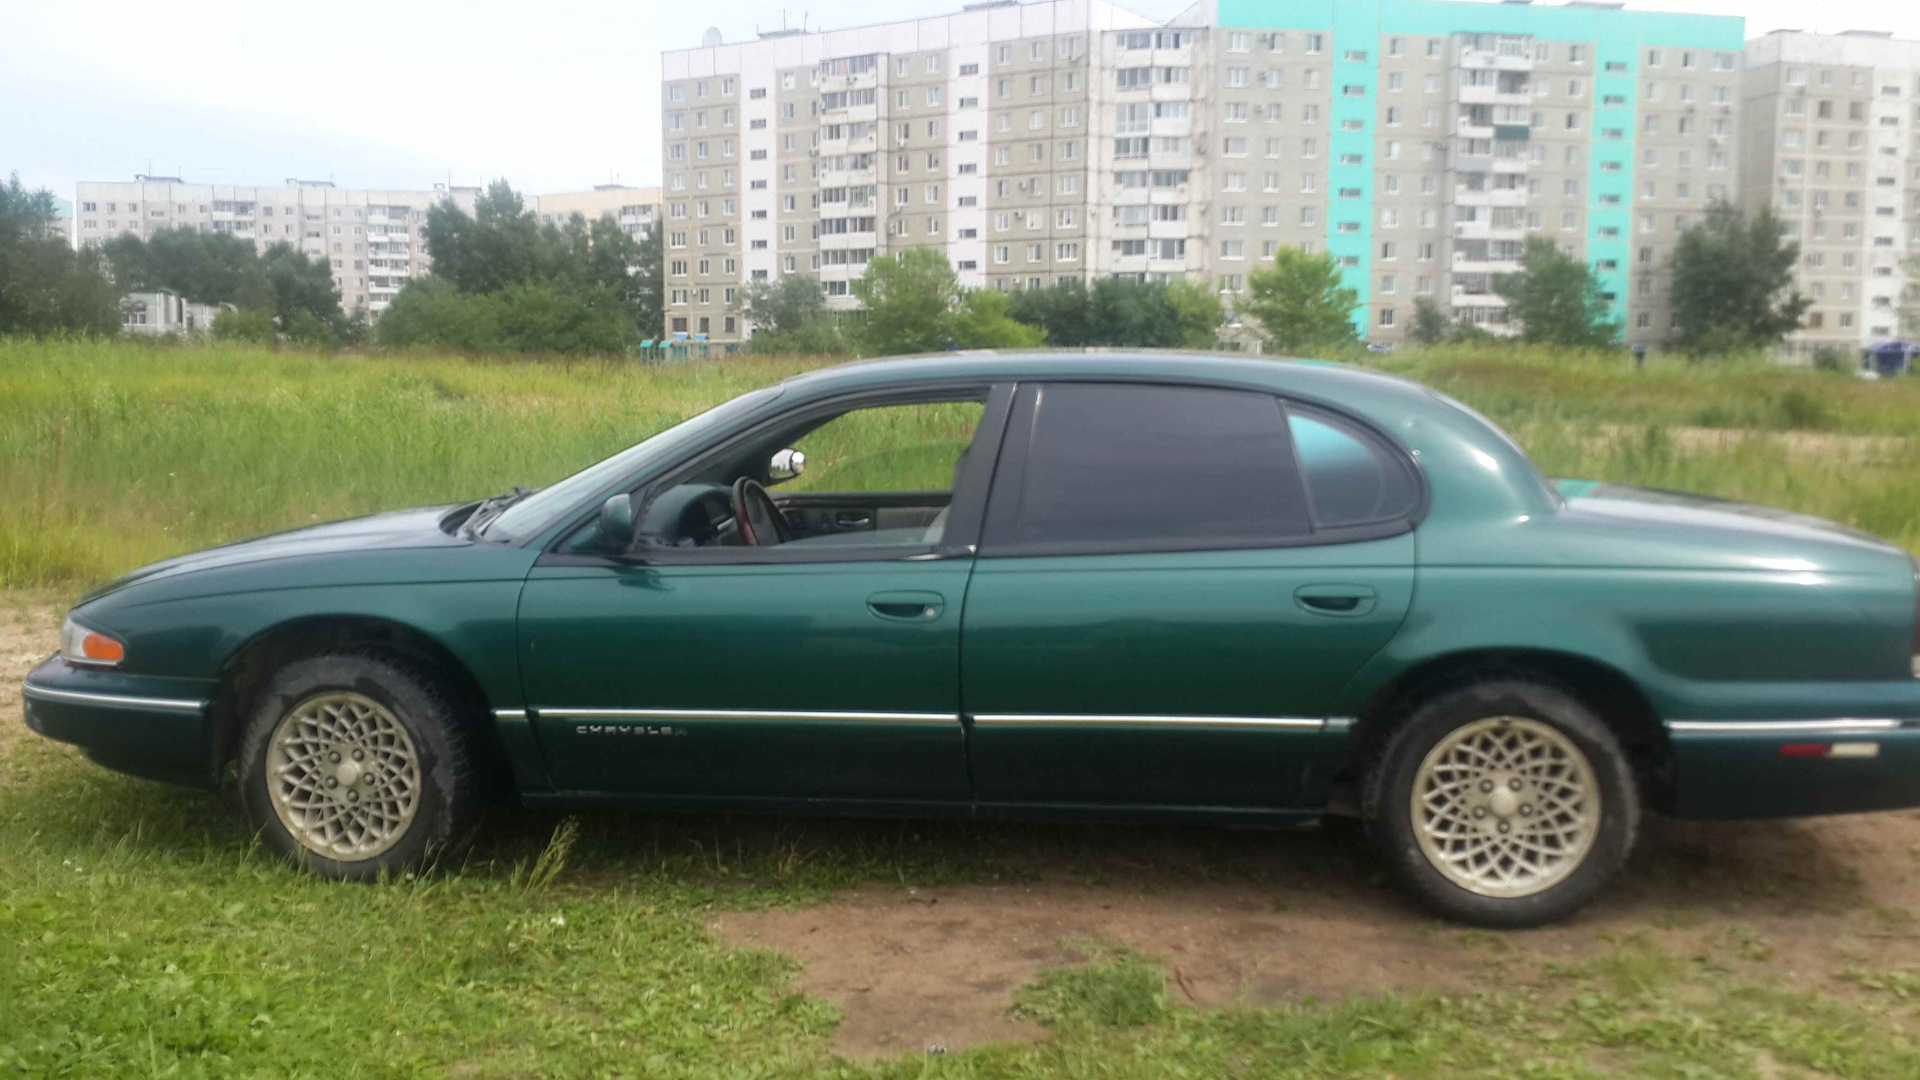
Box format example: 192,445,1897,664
462,486,532,539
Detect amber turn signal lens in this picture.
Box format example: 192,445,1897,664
81,632,126,662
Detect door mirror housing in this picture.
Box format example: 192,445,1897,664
769,447,807,483
594,493,635,550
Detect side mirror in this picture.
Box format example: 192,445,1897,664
594,493,635,550
768,447,807,483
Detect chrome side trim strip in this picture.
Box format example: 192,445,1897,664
21,682,206,713
1666,718,1907,735
493,708,528,721
1324,717,1356,733
971,714,1326,729
535,708,959,724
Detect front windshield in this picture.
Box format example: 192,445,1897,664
482,384,784,542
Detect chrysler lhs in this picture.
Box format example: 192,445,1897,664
23,353,1920,926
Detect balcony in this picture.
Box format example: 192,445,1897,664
1458,83,1532,107
1450,288,1509,308
1453,218,1526,242
1454,183,1527,207
1452,252,1521,275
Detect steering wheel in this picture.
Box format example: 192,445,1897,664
731,477,791,547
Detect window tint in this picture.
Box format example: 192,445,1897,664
1286,406,1419,526
1004,384,1312,549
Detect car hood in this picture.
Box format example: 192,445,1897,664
79,504,470,603
1549,479,1908,572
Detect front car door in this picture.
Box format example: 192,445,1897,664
517,384,1012,808
960,381,1422,813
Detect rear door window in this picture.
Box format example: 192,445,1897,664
987,383,1314,553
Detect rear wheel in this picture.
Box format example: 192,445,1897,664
238,653,483,881
1363,679,1639,927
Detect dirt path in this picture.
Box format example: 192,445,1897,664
718,802,1920,1057
0,597,61,779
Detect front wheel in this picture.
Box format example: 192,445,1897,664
1363,679,1640,927
237,653,484,881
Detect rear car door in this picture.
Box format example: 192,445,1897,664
960,382,1421,811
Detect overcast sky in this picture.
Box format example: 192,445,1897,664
6,0,1919,203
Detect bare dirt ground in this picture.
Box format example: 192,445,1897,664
0,597,60,779
8,599,1919,1060
719,811,1920,1057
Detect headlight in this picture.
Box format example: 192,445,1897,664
61,614,126,667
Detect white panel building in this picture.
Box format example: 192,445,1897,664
74,177,482,318
1742,30,1920,357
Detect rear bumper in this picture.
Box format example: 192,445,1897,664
21,655,218,788
1667,718,1920,818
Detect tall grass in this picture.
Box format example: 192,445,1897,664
0,340,821,587
3,337,1918,589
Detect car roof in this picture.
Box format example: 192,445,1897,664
777,349,1436,412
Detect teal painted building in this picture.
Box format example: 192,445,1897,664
1209,0,1744,341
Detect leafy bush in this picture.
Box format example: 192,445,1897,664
211,308,276,344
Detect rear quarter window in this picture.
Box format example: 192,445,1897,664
1285,405,1420,527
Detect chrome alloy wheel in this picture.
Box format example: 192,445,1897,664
1411,716,1601,898
266,691,422,861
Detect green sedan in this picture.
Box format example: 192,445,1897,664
23,353,1920,927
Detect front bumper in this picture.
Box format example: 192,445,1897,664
21,655,218,788
1666,718,1920,819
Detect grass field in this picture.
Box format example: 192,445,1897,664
8,338,1920,1077
6,337,1920,589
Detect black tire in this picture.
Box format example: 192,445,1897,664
1363,678,1640,928
237,652,484,882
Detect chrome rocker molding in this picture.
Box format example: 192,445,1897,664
521,709,1358,730
536,708,960,724
21,682,206,713
971,714,1344,730
1666,718,1910,735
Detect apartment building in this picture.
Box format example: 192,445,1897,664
535,185,662,240
660,0,1158,343
663,0,1743,347
73,177,481,317
1742,30,1920,358
1187,0,1745,344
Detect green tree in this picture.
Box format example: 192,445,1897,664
0,173,121,336
1164,279,1225,348
1668,201,1811,356
1002,277,1221,348
740,273,828,338
1093,278,1189,347
104,228,343,341
1495,237,1620,348
106,228,273,311
1408,296,1453,346
851,247,960,355
954,288,1046,349
212,308,276,344
258,243,344,331
1241,247,1360,353
632,224,665,340
375,278,500,351
422,181,547,296
1006,279,1095,345
406,182,651,354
